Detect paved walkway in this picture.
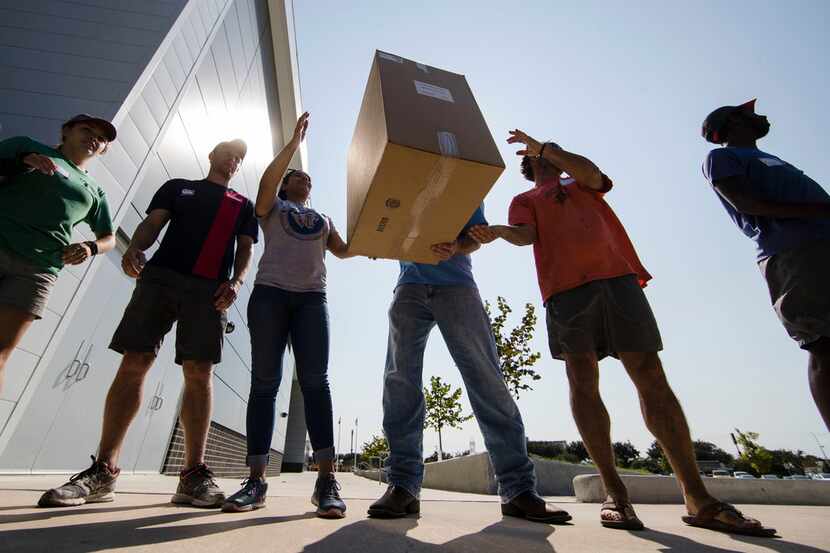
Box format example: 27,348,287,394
0,472,827,552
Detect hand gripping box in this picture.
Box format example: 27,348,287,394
347,50,505,264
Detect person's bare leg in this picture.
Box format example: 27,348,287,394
618,352,712,506
808,339,830,431
181,360,213,470
619,351,763,530
564,352,630,522
0,305,35,395
97,351,156,466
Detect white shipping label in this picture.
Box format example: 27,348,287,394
437,131,459,157
414,80,454,103
378,52,403,63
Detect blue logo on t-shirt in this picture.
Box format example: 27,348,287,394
280,202,326,241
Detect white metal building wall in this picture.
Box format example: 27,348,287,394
0,0,303,472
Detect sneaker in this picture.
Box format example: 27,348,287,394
311,473,346,518
38,455,120,507
222,477,268,512
171,464,226,508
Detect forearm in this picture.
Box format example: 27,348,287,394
256,143,298,213
231,244,253,283
129,220,161,251
494,224,535,246
742,199,830,219
541,147,601,187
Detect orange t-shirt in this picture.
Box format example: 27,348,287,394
508,174,651,302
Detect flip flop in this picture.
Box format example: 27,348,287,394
682,502,777,537
601,500,645,531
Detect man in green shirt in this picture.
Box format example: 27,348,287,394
0,114,117,394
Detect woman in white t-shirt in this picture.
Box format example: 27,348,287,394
222,113,355,517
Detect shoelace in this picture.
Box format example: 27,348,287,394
238,478,263,495
69,455,104,483
189,464,219,488
318,477,342,500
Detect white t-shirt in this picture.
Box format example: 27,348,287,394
254,198,332,293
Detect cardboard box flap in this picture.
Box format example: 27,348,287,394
374,50,504,169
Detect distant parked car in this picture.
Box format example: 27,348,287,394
761,474,779,480
787,475,811,480
735,474,757,479
812,473,830,480
711,469,731,478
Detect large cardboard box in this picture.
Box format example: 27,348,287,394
347,50,505,264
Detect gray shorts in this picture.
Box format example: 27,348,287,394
0,247,58,319
759,240,830,350
109,265,227,365
545,274,663,361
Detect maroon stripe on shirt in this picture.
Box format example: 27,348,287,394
192,191,244,279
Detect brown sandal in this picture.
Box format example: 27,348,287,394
601,500,645,531
682,502,777,537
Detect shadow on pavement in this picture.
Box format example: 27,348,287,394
0,502,171,525
630,528,829,553
0,508,317,553
303,516,557,553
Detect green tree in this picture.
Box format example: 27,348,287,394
646,441,672,474
423,376,472,461
566,441,590,462
485,296,542,399
613,441,640,468
362,434,389,464
692,441,735,466
734,430,774,475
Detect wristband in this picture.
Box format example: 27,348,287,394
85,241,99,255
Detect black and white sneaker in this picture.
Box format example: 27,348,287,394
311,473,346,519
222,477,268,512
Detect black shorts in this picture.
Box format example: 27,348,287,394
109,265,227,365
545,274,663,361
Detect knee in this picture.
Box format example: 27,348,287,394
183,362,213,385
298,371,329,394
565,354,599,394
625,352,667,386
250,373,280,397
118,352,156,379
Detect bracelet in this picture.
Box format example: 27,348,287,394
538,142,548,159
85,241,99,255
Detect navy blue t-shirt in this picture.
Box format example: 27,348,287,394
147,179,258,281
703,147,830,259
397,206,487,287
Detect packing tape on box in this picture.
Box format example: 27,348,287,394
401,131,460,254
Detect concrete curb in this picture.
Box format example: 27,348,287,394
573,474,830,505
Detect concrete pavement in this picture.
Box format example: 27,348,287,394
0,472,828,552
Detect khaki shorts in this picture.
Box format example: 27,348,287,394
545,274,663,361
760,240,830,350
109,265,227,365
0,247,57,319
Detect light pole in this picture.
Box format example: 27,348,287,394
350,429,354,472
337,417,342,472
355,417,359,466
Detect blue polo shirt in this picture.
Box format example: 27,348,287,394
703,147,830,260
397,206,487,287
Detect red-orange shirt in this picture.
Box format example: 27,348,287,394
508,174,651,302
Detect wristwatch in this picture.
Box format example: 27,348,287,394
84,241,99,255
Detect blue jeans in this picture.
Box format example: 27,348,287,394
246,284,335,467
383,284,537,501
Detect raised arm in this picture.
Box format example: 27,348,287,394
508,129,604,190
256,112,308,217
714,175,830,218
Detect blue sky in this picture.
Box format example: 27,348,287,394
292,0,830,459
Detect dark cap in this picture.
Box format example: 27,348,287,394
63,114,117,142
702,99,755,144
